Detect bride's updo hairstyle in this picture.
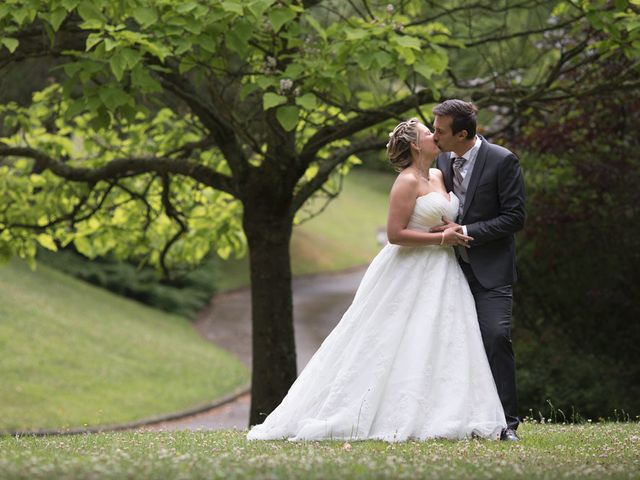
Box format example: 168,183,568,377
386,118,420,171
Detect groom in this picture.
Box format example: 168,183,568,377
431,99,525,441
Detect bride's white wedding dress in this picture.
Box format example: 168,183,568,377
247,192,506,442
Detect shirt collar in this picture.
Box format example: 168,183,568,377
449,136,482,160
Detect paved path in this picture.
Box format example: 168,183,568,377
143,266,367,432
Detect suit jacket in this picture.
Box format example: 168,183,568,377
436,137,526,289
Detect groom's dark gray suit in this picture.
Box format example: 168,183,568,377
437,136,525,430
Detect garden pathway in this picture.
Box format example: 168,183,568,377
142,266,367,432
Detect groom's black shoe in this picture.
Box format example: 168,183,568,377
500,428,520,442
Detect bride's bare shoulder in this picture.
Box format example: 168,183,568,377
391,169,419,194
394,169,419,185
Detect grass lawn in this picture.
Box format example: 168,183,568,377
0,423,638,479
0,260,249,433
215,168,395,291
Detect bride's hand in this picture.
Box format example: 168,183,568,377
442,226,473,247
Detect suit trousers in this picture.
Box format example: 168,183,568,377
460,261,520,430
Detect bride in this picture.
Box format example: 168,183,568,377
247,119,507,442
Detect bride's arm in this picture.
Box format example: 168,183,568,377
386,174,469,247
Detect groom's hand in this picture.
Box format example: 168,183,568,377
432,217,472,247
430,216,460,233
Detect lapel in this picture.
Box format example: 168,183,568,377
460,136,489,221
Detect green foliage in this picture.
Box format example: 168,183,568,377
38,248,218,318
0,0,453,271
0,425,639,479
0,260,248,431
0,0,636,271
511,87,640,419
0,84,244,271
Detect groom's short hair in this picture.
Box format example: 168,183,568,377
433,100,478,139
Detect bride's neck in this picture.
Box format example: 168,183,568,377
411,159,433,180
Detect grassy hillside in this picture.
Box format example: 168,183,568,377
0,260,249,432
216,168,395,291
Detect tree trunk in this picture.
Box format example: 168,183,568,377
243,208,297,426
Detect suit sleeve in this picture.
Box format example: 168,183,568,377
465,154,526,245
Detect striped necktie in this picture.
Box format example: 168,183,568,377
452,156,467,193
452,156,470,263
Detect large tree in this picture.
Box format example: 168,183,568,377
1,0,637,424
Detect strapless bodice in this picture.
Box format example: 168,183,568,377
407,191,459,232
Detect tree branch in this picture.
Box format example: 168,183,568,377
0,146,238,196
407,0,546,27
156,70,250,186
299,89,436,168
462,15,586,48
292,137,387,213
159,174,188,278
0,16,88,70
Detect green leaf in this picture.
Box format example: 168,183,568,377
85,33,104,52
295,93,317,110
121,48,142,69
104,37,118,52
132,7,158,28
197,35,217,54
61,0,80,10
240,82,260,101
345,28,368,41
305,15,327,41
373,51,392,68
614,0,629,10
0,4,11,20
131,65,162,92
420,48,448,74
1,37,19,53
73,236,94,257
283,63,304,79
276,105,299,131
65,99,86,119
394,35,421,49
36,234,58,252
221,1,244,15
98,86,130,110
29,174,46,188
176,2,199,14
178,58,197,74
78,1,105,23
263,92,287,110
46,8,68,31
226,19,253,55
396,46,416,65
268,7,296,33
413,62,434,80
12,8,33,26
355,51,374,69
256,75,278,89
143,42,171,62
247,0,276,19
109,52,128,81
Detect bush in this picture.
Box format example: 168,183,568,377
508,88,640,419
38,248,218,319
